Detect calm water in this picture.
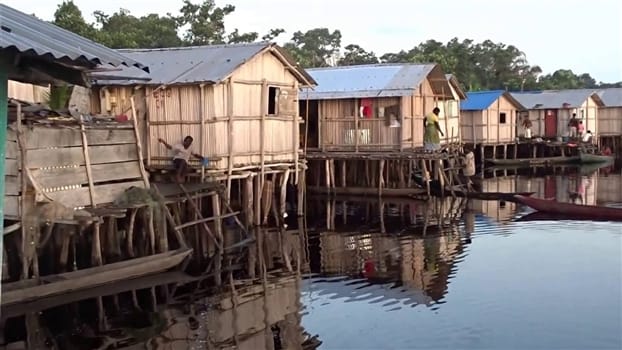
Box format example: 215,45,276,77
301,170,622,350
2,169,622,349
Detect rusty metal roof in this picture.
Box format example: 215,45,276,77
93,42,316,87
301,63,445,100
0,3,148,72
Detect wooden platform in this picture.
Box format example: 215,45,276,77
305,151,451,160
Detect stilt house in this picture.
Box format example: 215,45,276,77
510,89,604,138
300,63,459,152
460,90,525,145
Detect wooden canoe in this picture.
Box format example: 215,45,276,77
485,156,579,166
411,174,534,202
513,195,622,221
578,152,615,164
1,248,192,307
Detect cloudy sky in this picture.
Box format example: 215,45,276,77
5,0,622,82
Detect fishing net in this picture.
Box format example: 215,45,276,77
114,186,168,246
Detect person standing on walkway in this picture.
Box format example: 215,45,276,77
424,107,444,152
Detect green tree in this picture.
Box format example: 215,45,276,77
94,9,181,49
283,28,342,68
338,44,379,66
52,0,98,40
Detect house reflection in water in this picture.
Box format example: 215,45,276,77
472,165,621,223
305,197,469,309
0,223,321,350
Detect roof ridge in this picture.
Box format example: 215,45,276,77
306,62,436,71
118,41,271,53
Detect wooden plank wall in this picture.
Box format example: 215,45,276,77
5,128,20,217
4,125,146,213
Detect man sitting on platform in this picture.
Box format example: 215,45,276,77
158,136,205,183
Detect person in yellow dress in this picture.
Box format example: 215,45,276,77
424,107,444,152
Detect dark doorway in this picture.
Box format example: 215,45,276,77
299,99,319,149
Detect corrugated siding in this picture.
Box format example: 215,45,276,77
597,107,622,135
8,80,48,103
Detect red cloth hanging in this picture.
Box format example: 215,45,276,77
360,98,373,118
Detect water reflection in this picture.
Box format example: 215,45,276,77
302,167,622,350
1,220,321,350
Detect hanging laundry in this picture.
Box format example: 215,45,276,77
360,98,373,118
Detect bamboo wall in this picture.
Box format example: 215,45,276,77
597,106,622,136
461,95,519,144
526,96,600,138
315,78,458,151
318,97,402,150
7,81,48,104
98,51,302,172
4,123,148,218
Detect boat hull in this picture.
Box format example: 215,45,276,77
1,248,193,307
579,152,615,164
486,156,579,167
513,195,622,221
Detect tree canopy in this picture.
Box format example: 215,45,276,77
52,0,620,91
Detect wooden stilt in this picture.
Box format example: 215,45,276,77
279,169,291,218
244,175,254,228
296,169,305,217
378,159,385,196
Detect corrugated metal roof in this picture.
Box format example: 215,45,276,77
597,88,622,107
0,3,147,72
93,42,316,86
301,63,437,100
462,90,505,110
511,89,603,109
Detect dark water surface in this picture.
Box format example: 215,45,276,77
2,169,622,349
301,170,622,350
302,222,622,349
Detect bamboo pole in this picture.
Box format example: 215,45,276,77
355,98,360,152
293,81,299,185
226,79,235,202
279,169,290,218
199,84,206,181
378,159,385,196
260,80,267,202
79,115,96,207
130,96,150,188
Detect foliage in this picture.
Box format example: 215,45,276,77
50,1,615,90
44,84,72,110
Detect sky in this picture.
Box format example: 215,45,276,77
5,0,622,83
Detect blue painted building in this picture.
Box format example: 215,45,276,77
460,90,524,144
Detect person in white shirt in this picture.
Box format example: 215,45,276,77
158,136,205,183
582,130,593,143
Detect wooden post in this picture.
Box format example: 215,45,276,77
244,175,254,228
355,98,360,152
378,159,385,196
199,84,206,181
421,159,431,196
341,160,347,188
131,96,150,188
279,169,290,218
297,168,305,217
329,159,336,190
293,81,300,184
79,115,96,207
254,173,262,226
325,160,330,190
260,79,267,200
212,193,223,286
226,78,235,202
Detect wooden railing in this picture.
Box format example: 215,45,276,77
320,118,401,151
